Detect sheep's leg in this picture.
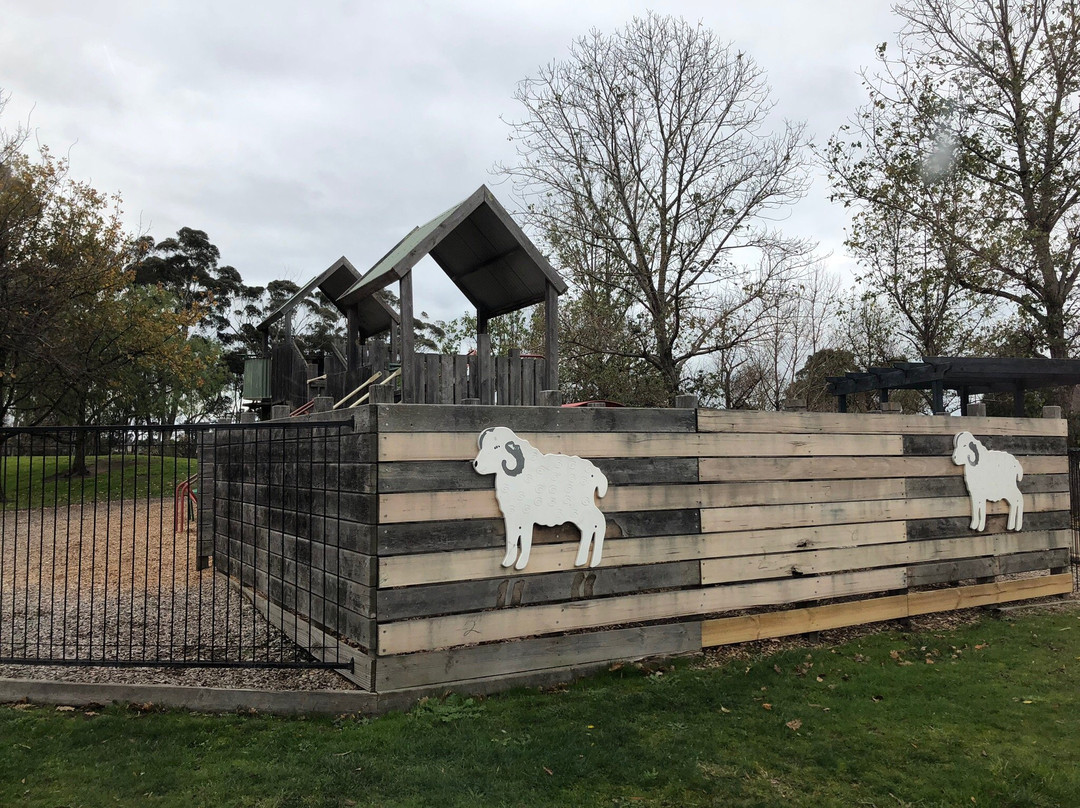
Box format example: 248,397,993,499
969,496,981,531
1008,492,1023,531
976,500,987,531
501,517,519,568
588,521,604,568
573,522,591,567
514,523,534,570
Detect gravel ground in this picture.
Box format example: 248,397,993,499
0,502,355,691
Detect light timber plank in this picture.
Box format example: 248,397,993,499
375,623,702,691
378,477,908,523
700,454,1067,482
700,530,1071,585
700,574,1072,648
906,574,1071,615
702,595,910,647
697,409,1066,437
378,430,904,463
379,522,908,588
700,491,1068,533
376,568,904,655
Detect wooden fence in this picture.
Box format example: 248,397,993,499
219,405,1072,699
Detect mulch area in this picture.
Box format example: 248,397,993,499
0,502,353,691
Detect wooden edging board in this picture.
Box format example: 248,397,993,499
700,574,1073,647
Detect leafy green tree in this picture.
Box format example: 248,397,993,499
828,0,1080,359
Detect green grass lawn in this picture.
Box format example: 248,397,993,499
2,605,1080,807
1,455,197,509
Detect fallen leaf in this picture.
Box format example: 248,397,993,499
785,719,802,731
872,695,884,702
719,706,731,714
925,658,935,665
11,703,31,711
56,706,75,712
773,664,783,674
762,703,772,710
816,675,824,682
543,766,554,776
975,644,988,651
890,650,901,660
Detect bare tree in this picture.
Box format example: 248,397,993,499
828,0,1080,359
502,13,813,403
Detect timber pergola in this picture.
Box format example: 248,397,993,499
827,356,1080,416
338,184,568,404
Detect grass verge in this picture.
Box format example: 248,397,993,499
2,605,1079,807
1,455,197,509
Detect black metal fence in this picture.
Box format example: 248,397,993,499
0,421,352,671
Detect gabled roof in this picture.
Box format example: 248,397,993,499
257,256,363,332
338,185,567,318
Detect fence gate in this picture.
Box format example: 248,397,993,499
0,422,352,672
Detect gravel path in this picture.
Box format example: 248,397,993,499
0,502,355,691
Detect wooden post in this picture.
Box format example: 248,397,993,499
283,311,294,345
675,394,698,409
931,380,945,414
544,282,559,391
477,316,492,405
400,271,415,404
838,394,847,413
538,390,561,407
960,386,969,416
346,306,361,374
1014,382,1026,417
968,402,987,417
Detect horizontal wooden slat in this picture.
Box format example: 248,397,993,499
906,509,1069,540
375,622,701,691
377,560,701,621
379,522,909,588
377,568,904,654
700,574,1072,647
700,530,1071,585
701,454,1068,482
379,431,904,462
697,409,1067,437
378,456,699,493
701,491,1068,533
903,434,1066,456
905,473,1068,500
376,403,697,433
377,509,700,556
378,477,909,523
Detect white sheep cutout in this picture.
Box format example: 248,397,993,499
472,427,608,570
952,431,1025,531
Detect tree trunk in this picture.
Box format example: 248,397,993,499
69,397,91,477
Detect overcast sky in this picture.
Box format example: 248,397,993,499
1,0,901,322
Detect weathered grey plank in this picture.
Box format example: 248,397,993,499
377,560,701,620
454,356,468,403
996,547,1071,575
376,403,696,433
905,473,1069,500
377,509,702,555
906,510,1069,541
377,456,701,493
375,621,702,690
903,434,1067,457
907,557,994,586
